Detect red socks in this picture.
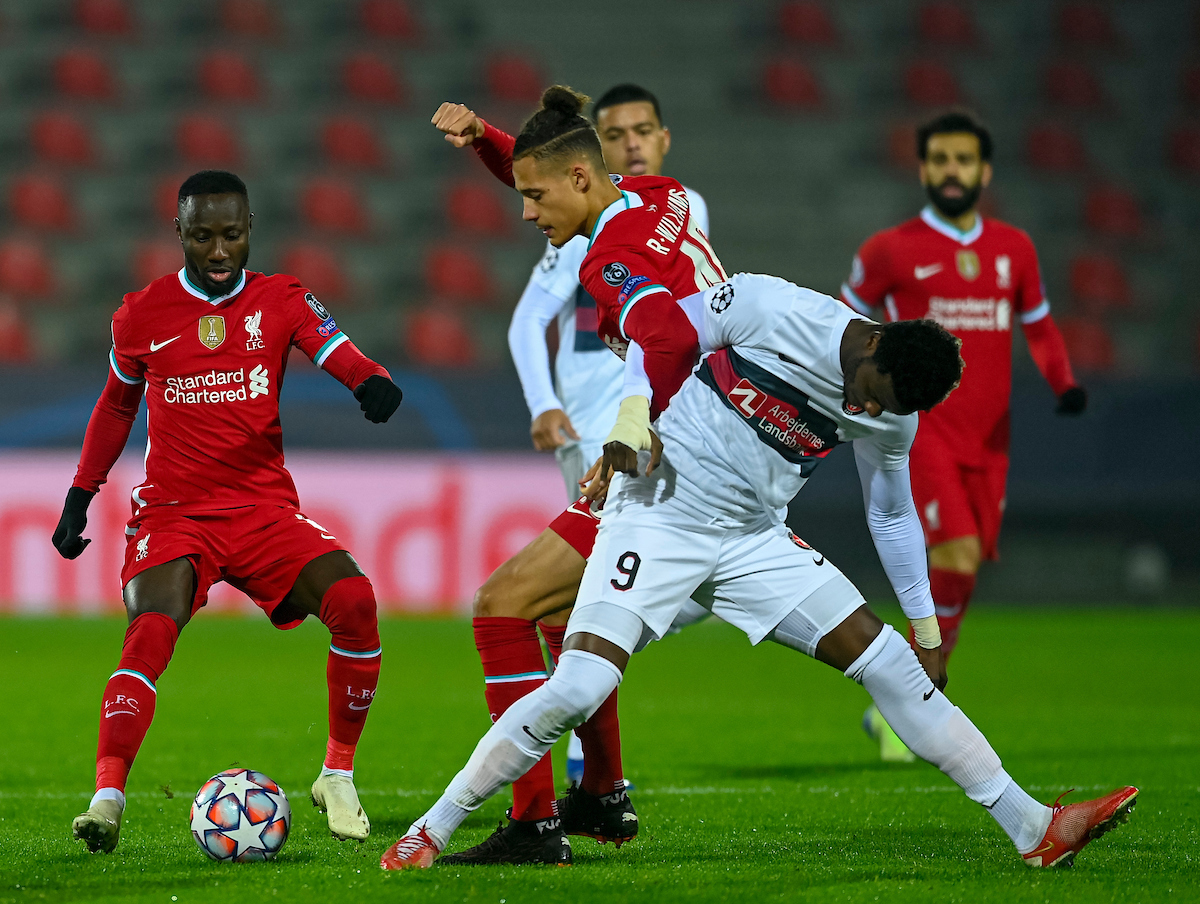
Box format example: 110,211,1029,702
474,616,556,821
319,576,381,773
538,621,624,796
927,568,977,661
95,612,179,793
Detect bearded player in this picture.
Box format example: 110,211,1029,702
507,82,712,789
840,112,1086,760
424,86,725,864
53,171,403,853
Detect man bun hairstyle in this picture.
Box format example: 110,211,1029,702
513,85,606,169
875,319,964,413
917,110,993,162
593,83,663,125
178,170,248,204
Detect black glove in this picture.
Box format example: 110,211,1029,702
353,375,402,423
1056,386,1087,416
52,487,96,560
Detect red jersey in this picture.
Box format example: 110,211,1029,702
841,207,1076,460
472,122,726,416
74,268,388,511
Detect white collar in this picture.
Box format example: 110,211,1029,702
587,190,643,250
178,267,247,304
920,205,983,246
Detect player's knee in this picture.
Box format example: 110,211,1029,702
472,570,528,619
320,576,379,647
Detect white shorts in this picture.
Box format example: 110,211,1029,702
569,490,862,649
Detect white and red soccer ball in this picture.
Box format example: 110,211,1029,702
190,768,291,862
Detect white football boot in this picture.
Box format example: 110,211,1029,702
72,796,124,853
311,772,370,841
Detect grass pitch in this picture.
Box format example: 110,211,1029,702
1,605,1197,904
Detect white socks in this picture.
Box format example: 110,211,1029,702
410,650,623,850
850,625,1050,850
320,766,353,779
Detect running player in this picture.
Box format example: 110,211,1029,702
381,273,1136,872
53,171,403,853
507,82,711,787
839,112,1086,760
426,86,725,863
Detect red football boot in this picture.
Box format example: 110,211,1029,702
1023,786,1138,868
380,826,441,870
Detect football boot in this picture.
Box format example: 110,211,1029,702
862,703,916,763
556,783,638,846
380,825,441,870
439,812,571,866
1023,786,1138,868
72,798,123,854
311,772,370,841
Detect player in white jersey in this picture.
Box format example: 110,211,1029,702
384,274,1137,871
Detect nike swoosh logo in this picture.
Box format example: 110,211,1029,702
104,710,137,718
348,702,372,711
923,688,936,701
1028,839,1054,856
150,336,181,352
812,556,825,566
523,725,551,745
914,264,943,280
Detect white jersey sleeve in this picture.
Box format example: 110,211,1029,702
679,273,798,353
507,278,569,420
683,186,710,237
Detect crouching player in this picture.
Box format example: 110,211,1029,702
53,171,403,853
382,273,1136,870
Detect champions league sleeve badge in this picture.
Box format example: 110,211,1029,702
602,262,631,286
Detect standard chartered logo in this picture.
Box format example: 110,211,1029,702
249,365,269,398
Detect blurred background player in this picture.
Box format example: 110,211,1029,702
505,83,711,786
52,171,403,853
840,112,1086,761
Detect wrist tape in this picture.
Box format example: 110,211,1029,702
604,395,652,452
911,615,942,649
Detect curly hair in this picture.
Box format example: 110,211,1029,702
178,170,247,204
874,319,964,412
513,85,606,169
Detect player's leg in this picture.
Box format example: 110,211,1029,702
927,533,982,657
74,556,198,853
275,548,379,841
535,607,589,787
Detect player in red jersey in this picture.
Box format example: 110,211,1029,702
52,171,403,853
417,86,725,864
839,112,1086,758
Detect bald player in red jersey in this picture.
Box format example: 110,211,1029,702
841,113,1085,675
53,171,403,853
424,86,725,865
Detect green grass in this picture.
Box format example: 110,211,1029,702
1,606,1197,903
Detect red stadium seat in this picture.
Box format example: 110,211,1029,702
915,1,979,47
74,0,134,36
1069,252,1131,314
1056,3,1118,48
444,180,511,238
29,111,96,167
1057,316,1116,373
300,178,370,235
176,114,241,166
360,0,420,40
321,116,387,170
1083,185,1142,238
485,54,544,105
218,0,279,39
777,2,839,47
342,53,406,105
406,308,479,367
53,50,120,102
1026,122,1088,173
131,241,182,288
903,60,961,106
885,121,920,170
0,239,55,297
198,50,263,103
762,59,826,110
423,244,495,303
8,174,76,232
276,242,349,301
0,301,35,363
1182,65,1200,110
153,174,189,223
1167,124,1200,174
1044,60,1106,110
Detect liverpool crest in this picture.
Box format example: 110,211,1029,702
198,315,226,349
956,250,981,281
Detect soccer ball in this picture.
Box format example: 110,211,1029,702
189,768,291,862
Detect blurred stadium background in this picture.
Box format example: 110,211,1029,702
0,0,1197,614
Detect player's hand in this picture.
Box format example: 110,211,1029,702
915,644,948,692
353,375,403,423
531,409,579,452
583,433,663,501
51,487,96,560
580,456,611,503
431,103,485,148
1056,386,1087,416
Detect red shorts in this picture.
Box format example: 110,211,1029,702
908,430,1008,561
122,503,347,629
547,496,602,559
